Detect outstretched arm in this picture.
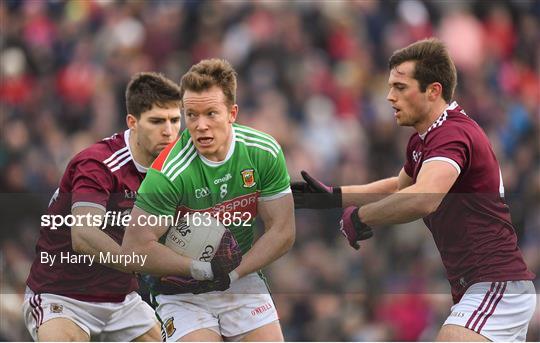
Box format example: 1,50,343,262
342,168,412,206
293,168,412,209
233,194,295,278
342,177,398,206
358,161,458,226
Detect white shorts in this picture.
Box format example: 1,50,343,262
443,280,536,341
155,273,279,341
22,287,158,341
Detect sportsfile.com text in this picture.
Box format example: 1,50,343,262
41,211,253,230
41,211,179,230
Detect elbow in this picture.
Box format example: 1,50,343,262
422,198,442,217
284,234,295,252
119,242,140,273
411,189,445,217
119,244,128,256
282,226,296,252
71,232,86,254
119,237,138,257
71,237,84,254
119,242,134,256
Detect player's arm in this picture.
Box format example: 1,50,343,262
233,194,295,279
396,167,414,190
293,169,411,208
71,206,127,272
69,158,136,271
120,206,194,276
342,170,409,207
357,161,458,226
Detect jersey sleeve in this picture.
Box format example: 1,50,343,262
259,147,291,200
71,159,114,211
135,168,180,216
423,126,470,175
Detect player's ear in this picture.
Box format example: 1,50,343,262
428,82,443,100
126,114,138,130
228,104,238,124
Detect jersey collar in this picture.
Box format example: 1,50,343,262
197,126,236,167
124,129,148,173
419,101,458,140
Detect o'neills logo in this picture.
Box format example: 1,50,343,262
241,169,255,188
251,302,272,316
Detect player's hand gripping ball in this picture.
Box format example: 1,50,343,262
162,213,242,293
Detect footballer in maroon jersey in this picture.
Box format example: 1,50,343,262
292,38,536,341
23,72,181,341
403,101,534,303
28,130,146,301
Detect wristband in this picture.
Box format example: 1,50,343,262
229,270,239,283
190,260,213,281
333,186,343,207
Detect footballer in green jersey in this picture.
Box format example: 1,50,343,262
122,59,295,341
137,122,290,254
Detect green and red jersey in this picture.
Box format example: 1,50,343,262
136,123,291,253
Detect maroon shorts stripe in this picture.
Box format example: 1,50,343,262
31,310,38,326
29,295,39,326
465,282,495,329
471,282,503,332
37,294,44,326
29,295,41,328
477,282,507,333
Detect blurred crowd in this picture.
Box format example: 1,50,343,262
1,0,539,341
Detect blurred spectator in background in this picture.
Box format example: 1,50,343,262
1,0,538,341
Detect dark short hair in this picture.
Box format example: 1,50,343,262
179,59,237,108
125,72,181,118
389,38,457,103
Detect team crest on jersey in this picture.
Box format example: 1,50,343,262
49,304,63,313
163,317,176,338
412,150,422,162
124,189,137,199
241,169,256,188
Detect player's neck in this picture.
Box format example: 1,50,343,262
416,100,449,135
128,131,152,167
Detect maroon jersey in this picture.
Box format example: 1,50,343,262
403,102,534,303
26,130,145,302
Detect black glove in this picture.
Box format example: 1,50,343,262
291,170,342,209
339,206,374,250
